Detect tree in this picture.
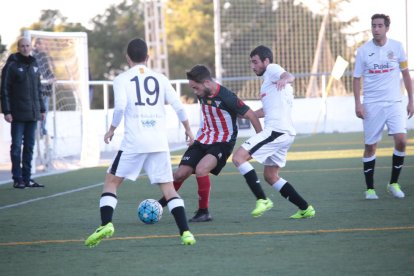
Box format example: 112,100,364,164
165,0,214,100
87,0,145,81
166,0,214,78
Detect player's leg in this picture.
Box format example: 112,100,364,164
265,133,315,218
85,173,123,247
233,146,266,200
386,102,407,198
147,152,195,245
363,143,378,199
85,151,141,247
232,134,272,218
160,183,195,245
189,154,217,222
263,166,314,219
158,143,201,206
158,164,193,207
362,103,385,199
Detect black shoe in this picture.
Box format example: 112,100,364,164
25,179,45,188
13,179,26,189
189,209,213,222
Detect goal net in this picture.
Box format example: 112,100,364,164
24,30,99,172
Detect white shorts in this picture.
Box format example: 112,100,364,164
241,129,295,167
363,101,407,145
107,151,173,184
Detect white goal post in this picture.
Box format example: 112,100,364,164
24,30,99,172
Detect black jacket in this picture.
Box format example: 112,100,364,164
0,53,45,121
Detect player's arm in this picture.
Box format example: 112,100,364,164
254,108,265,119
165,82,194,145
353,77,364,119
401,67,413,118
242,109,262,133
274,71,294,91
105,77,126,144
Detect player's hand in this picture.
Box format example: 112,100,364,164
104,130,114,144
355,103,364,119
185,130,194,146
4,114,12,123
273,79,288,91
407,102,414,119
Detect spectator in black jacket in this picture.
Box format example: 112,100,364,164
0,37,46,189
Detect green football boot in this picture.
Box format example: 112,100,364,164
85,222,115,247
181,231,196,245
251,198,274,217
290,205,315,219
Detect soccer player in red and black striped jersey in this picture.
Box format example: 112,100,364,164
159,65,262,222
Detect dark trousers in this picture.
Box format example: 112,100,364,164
10,121,37,182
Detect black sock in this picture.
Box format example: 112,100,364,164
280,182,308,210
167,197,189,235
100,206,114,226
171,206,189,235
363,159,375,189
100,192,117,225
244,170,266,200
158,197,167,207
390,154,404,184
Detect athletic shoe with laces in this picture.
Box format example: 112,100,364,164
290,205,315,219
387,183,405,198
365,189,379,200
181,231,196,245
251,198,273,217
189,209,213,222
85,222,115,247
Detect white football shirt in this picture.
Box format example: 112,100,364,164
112,64,186,153
353,39,408,103
260,63,296,135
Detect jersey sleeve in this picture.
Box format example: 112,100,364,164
397,42,408,70
353,48,364,78
221,89,250,116
267,64,286,80
111,75,127,127
164,77,188,122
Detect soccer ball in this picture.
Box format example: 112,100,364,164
137,199,163,224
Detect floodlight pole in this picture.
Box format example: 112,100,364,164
213,0,222,81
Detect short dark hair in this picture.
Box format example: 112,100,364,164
250,45,273,63
127,38,148,63
371,14,390,27
186,65,213,83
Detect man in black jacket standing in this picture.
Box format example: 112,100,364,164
1,37,46,189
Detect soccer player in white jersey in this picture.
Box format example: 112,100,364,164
158,65,262,222
232,45,315,219
353,14,413,200
85,38,196,247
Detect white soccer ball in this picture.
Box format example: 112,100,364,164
137,199,163,224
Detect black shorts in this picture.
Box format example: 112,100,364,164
179,140,235,175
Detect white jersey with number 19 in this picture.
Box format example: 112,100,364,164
112,64,185,153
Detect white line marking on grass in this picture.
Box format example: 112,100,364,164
0,182,103,210
0,165,179,210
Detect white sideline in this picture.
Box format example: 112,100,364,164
0,164,180,210
0,183,104,210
